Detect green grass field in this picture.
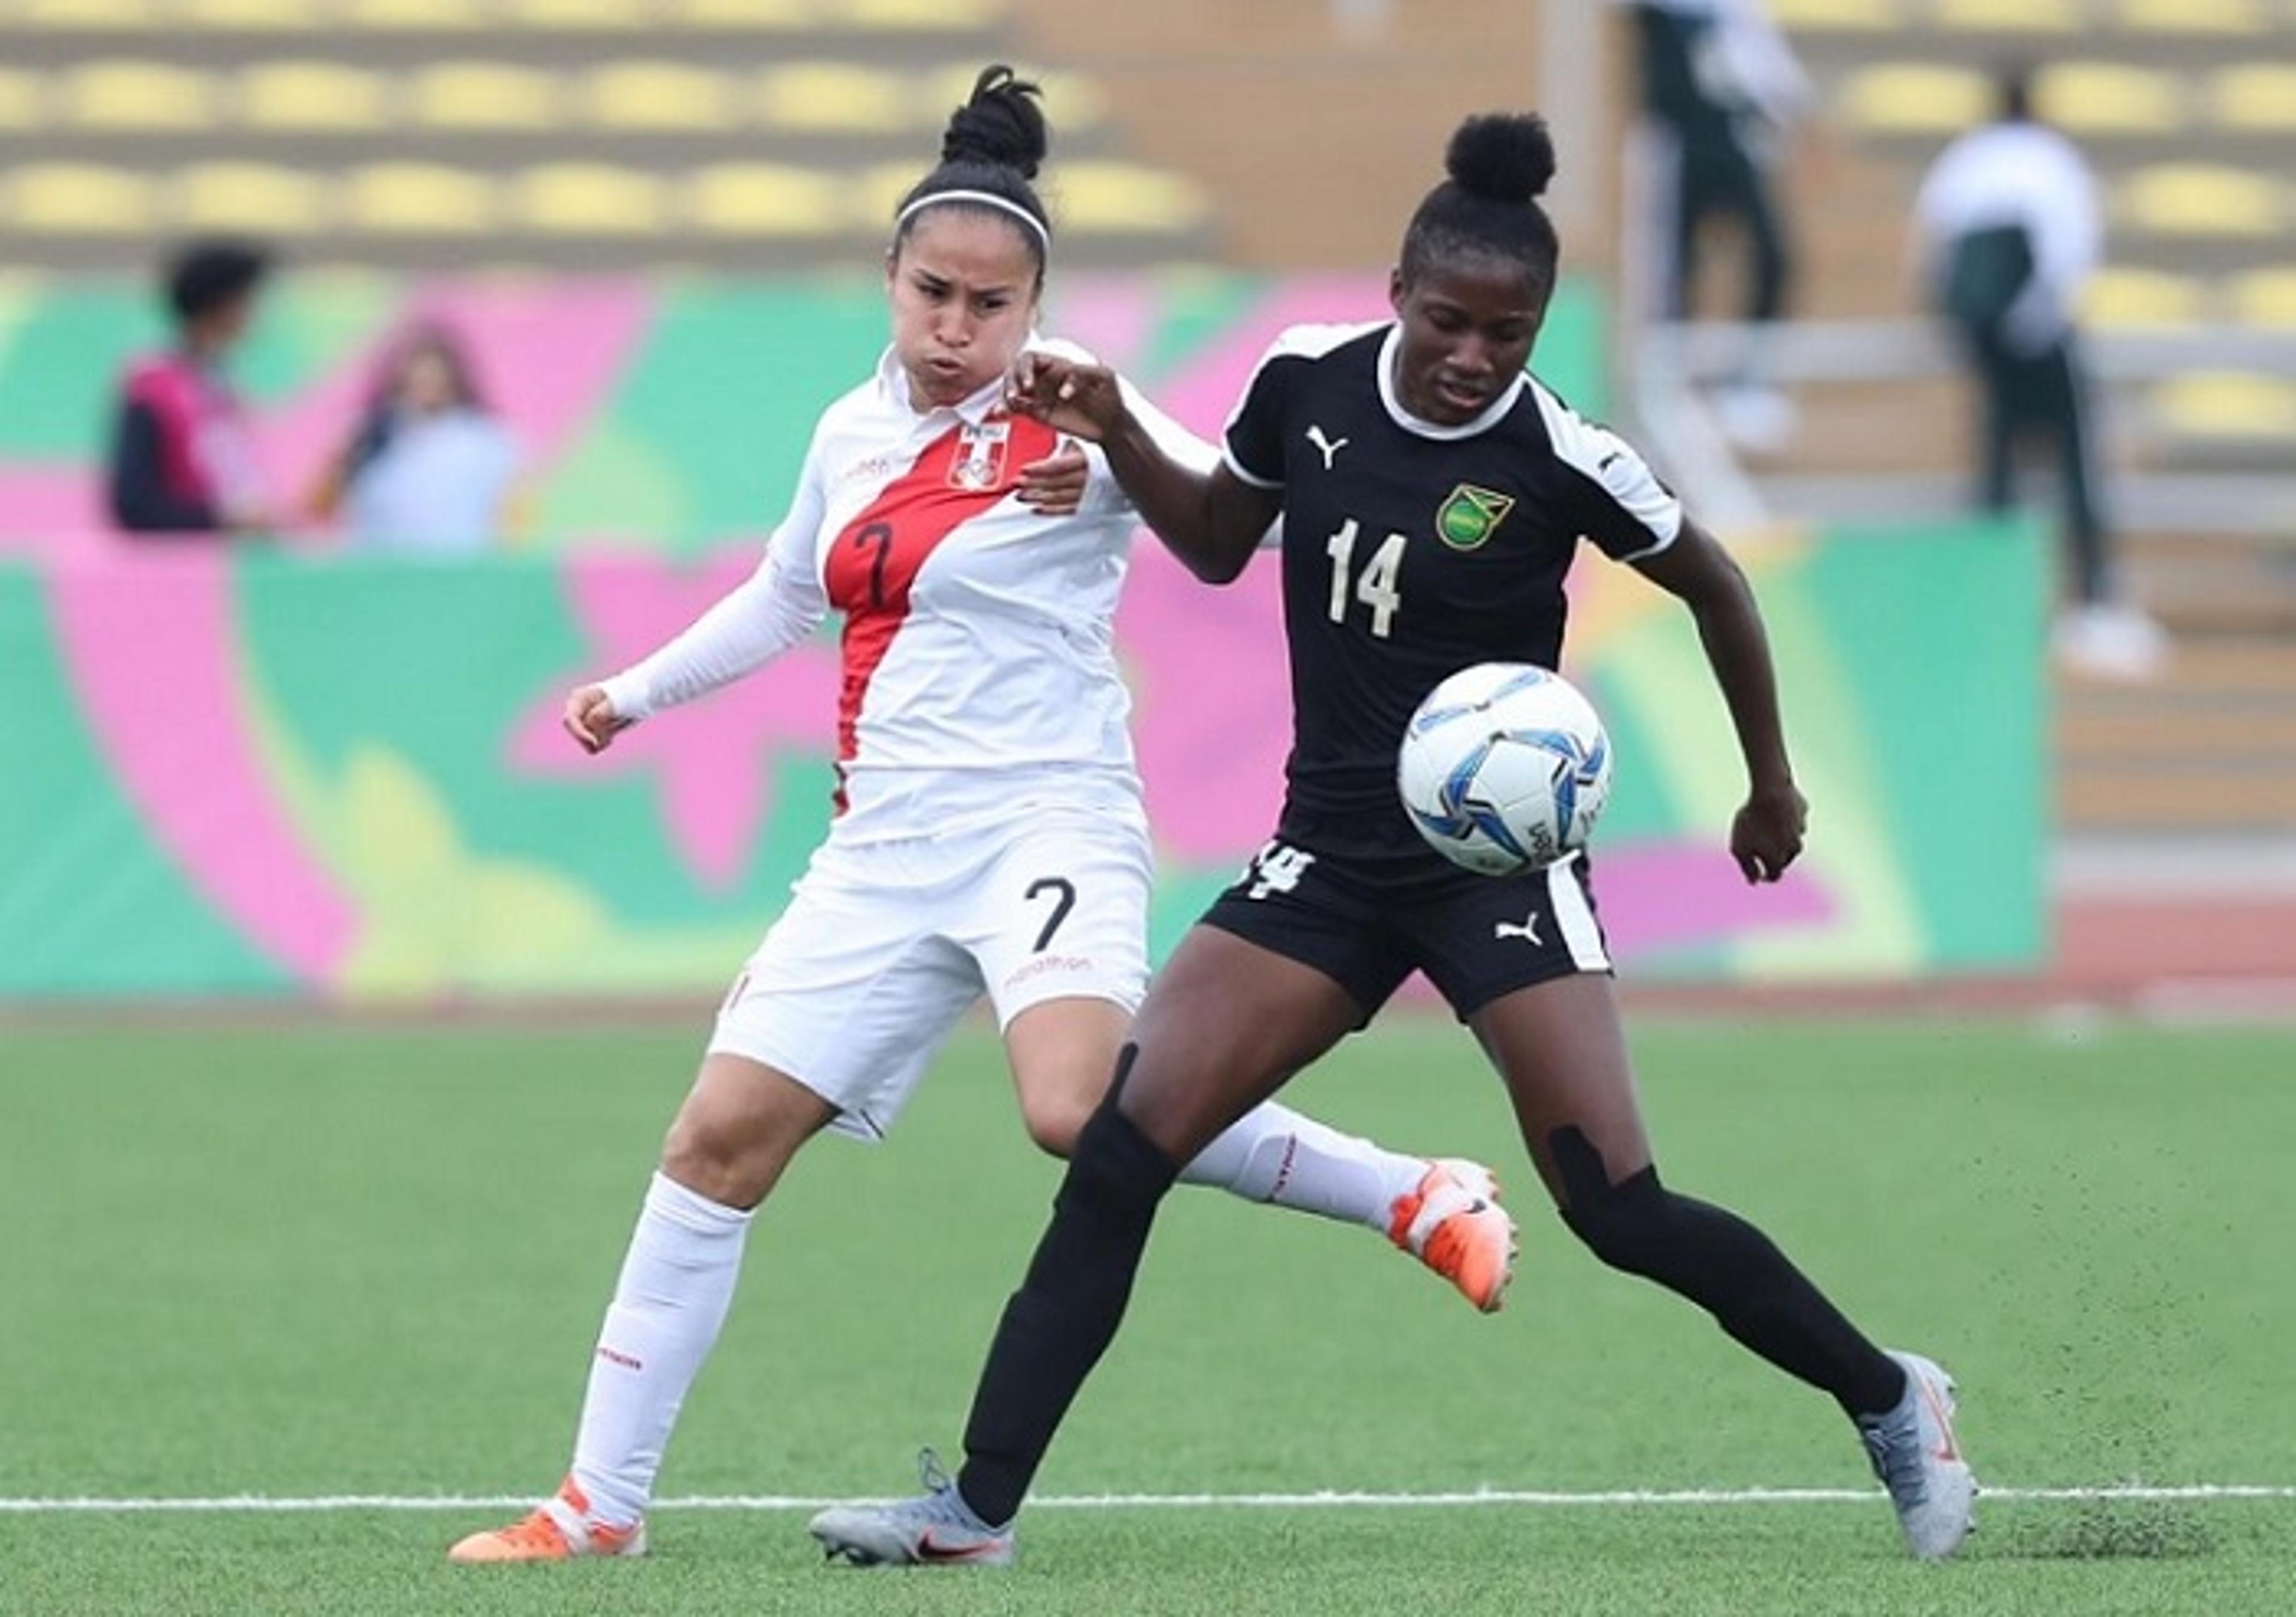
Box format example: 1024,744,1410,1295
4,1015,2292,1615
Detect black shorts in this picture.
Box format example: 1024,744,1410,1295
1200,836,1613,1021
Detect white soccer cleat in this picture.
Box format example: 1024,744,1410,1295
1857,1349,1976,1561
808,1451,1016,1568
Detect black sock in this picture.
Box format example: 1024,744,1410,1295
1552,1130,1906,1419
957,1093,1179,1527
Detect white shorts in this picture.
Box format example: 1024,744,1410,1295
707,810,1152,1140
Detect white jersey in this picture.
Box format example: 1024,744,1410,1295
600,340,1210,843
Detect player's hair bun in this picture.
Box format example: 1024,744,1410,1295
941,65,1049,179
1445,113,1556,205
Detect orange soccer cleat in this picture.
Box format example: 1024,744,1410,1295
1389,1158,1518,1314
447,1476,646,1564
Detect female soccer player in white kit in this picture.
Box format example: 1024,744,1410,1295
447,68,1517,1564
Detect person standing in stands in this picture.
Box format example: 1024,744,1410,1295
106,240,272,538
1913,65,2165,681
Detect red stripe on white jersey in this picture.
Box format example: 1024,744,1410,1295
822,411,1058,808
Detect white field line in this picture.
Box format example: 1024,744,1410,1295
3,1485,2294,1514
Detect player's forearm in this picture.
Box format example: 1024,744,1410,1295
1686,559,1797,795
601,563,819,720
1103,411,1260,585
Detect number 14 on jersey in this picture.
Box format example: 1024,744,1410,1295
1326,518,1406,639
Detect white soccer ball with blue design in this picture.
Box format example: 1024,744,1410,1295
1397,663,1613,875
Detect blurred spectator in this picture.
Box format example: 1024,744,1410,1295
106,240,271,537
1913,66,2166,681
1629,0,1812,451
312,323,520,555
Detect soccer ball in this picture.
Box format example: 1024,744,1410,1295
1397,663,1613,875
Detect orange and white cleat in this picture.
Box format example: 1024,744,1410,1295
447,1476,646,1564
1389,1157,1518,1314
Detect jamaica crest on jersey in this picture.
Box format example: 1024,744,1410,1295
948,418,1012,492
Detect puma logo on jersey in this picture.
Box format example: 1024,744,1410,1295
1494,910,1543,945
1305,425,1349,470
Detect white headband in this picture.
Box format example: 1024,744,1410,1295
894,188,1051,250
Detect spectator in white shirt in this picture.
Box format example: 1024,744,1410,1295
1913,66,2165,679
315,324,520,556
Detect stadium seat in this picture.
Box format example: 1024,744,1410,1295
2037,63,2185,135
345,0,481,27
832,0,1007,29
586,61,738,132
508,0,648,26
2228,268,2296,327
514,163,667,234
1934,0,2077,30
1838,64,1989,134
0,70,43,130
2212,66,2296,132
1056,163,1211,234
2083,268,2206,328
2153,372,2296,438
1764,0,1896,26
346,163,496,233
18,0,152,25
61,60,216,130
2119,165,2282,237
409,62,560,130
757,63,909,134
175,161,327,234
182,0,322,28
2117,0,2268,32
686,162,843,235
237,61,391,130
670,0,809,23
5,163,156,233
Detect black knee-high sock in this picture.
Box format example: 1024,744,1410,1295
957,1096,1179,1526
1552,1130,1906,1418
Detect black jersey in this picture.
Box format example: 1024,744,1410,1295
1223,321,1683,873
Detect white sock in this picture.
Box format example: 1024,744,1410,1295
1177,1101,1428,1232
568,1171,752,1528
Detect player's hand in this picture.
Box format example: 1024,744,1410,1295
1006,353,1124,441
563,684,632,755
1730,780,1807,883
1017,439,1089,515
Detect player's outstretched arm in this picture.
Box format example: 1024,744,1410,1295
1632,519,1808,883
1009,353,1278,585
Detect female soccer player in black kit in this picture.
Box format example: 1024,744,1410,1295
811,111,1975,1568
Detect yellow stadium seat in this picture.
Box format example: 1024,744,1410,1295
237,61,390,130
917,63,1107,134
175,161,327,233
1056,163,1210,234
1765,0,1895,25
2154,372,2296,438
2212,66,2296,132
508,0,646,25
2228,269,2296,328
586,61,738,131
2119,165,2282,237
833,0,1006,28
345,0,479,27
2083,269,2206,328
671,0,809,23
0,71,44,130
686,163,843,235
854,161,920,229
2117,0,2267,32
757,63,909,133
1934,0,2077,30
2037,63,2185,135
515,163,667,234
62,60,216,130
7,163,156,233
346,163,496,233
410,62,560,130
183,0,321,27
19,0,152,25
1839,64,1989,133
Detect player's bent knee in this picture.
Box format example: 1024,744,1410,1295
1056,1098,1181,1223
1551,1125,1677,1279
1019,1091,1093,1159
